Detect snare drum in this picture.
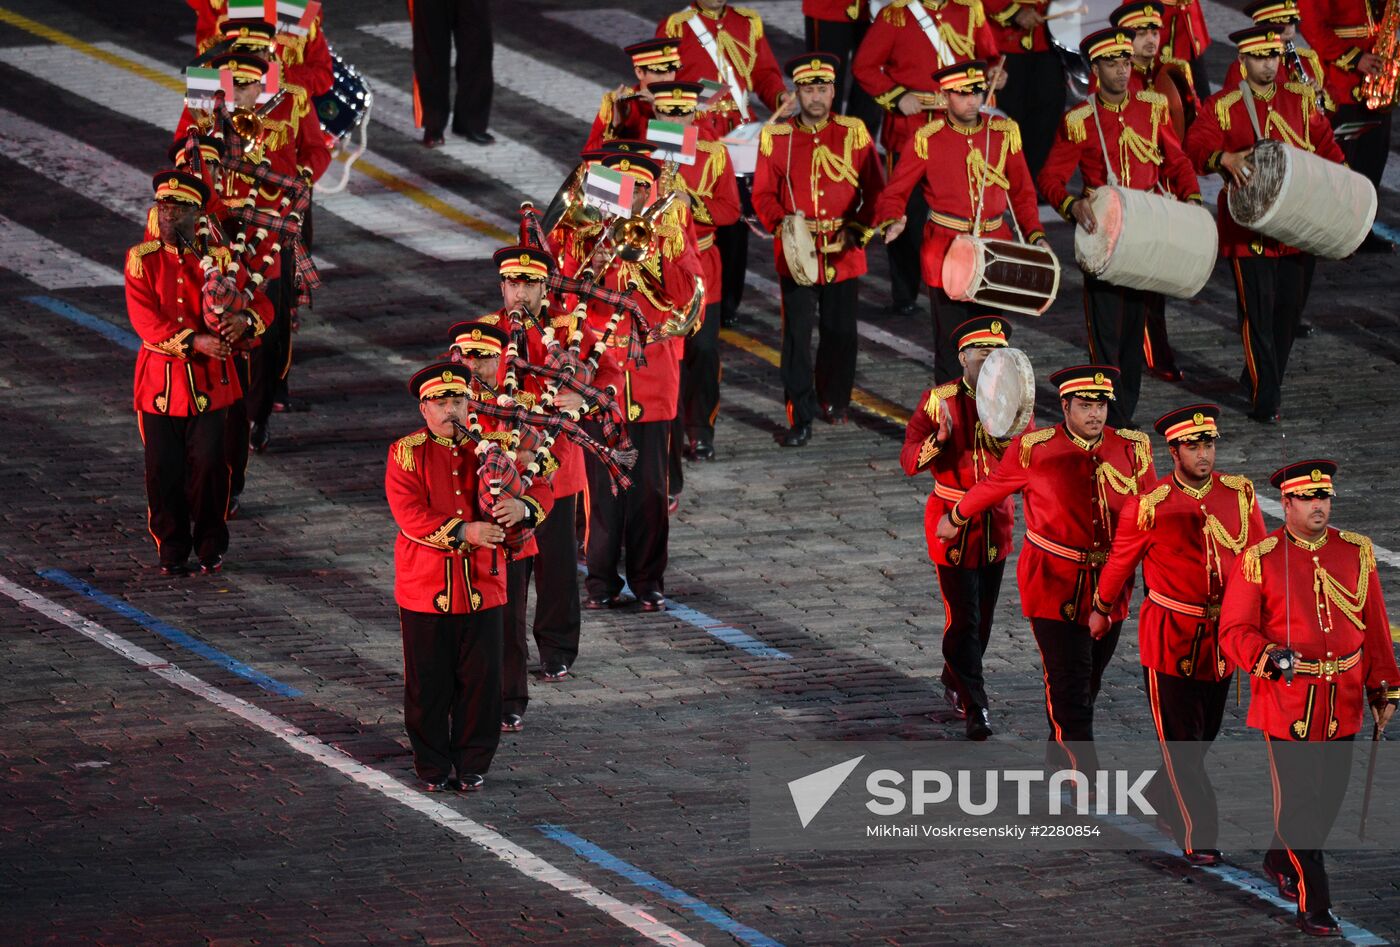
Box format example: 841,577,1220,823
1074,185,1217,298
941,236,1061,317
1227,139,1377,259
314,45,372,141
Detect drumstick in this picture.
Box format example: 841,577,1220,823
1043,5,1089,20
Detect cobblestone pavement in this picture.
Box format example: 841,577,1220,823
1,0,1398,944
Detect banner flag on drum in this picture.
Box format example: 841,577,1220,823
698,79,727,109
274,0,320,35
646,119,698,166
185,66,233,111
583,165,635,218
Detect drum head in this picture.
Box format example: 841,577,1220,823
1073,186,1125,276
941,234,984,301
1227,139,1286,228
976,347,1036,440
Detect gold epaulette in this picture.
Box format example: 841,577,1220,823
1118,428,1152,474
881,0,910,27
1136,89,1169,125
990,116,1022,154
597,90,614,128
1218,472,1256,505
1136,482,1172,530
1285,80,1319,113
125,240,159,278
1019,426,1056,467
913,119,945,159
924,381,959,421
1214,89,1243,130
1065,102,1094,144
953,0,987,27
1340,530,1377,570
731,5,765,37
695,139,727,197
392,432,427,472
1241,536,1279,584
759,122,791,157
664,9,695,36
834,113,871,149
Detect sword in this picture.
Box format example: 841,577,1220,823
1358,679,1387,841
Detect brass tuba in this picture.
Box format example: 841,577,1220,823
542,162,604,234
658,274,706,337
582,189,677,281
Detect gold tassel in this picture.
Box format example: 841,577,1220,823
1136,483,1171,530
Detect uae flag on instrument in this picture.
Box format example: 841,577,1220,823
583,165,635,218
256,61,281,105
185,65,234,111
275,0,320,35
697,79,727,109
226,0,274,21
645,119,698,166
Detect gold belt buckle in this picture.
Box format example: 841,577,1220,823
1205,603,1221,620
1085,551,1108,567
1320,657,1340,676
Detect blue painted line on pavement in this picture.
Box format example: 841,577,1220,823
25,295,140,351
37,568,303,698
536,823,785,947
578,565,790,659
1374,222,1400,247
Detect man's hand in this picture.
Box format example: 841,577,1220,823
553,389,586,414
883,216,908,243
935,408,953,444
897,92,926,116
1358,52,1383,77
1259,647,1296,682
1031,233,1050,248
1012,6,1046,30
1088,610,1112,640
192,333,231,358
463,520,505,549
492,497,529,527
775,90,799,118
934,513,960,542
217,310,252,342
1372,697,1397,731
1070,197,1097,234
1219,148,1255,189
673,189,693,208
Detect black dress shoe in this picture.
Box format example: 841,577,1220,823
1247,409,1281,425
457,773,485,791
639,591,666,612
668,494,680,515
249,421,270,453
943,685,967,719
781,423,811,447
1296,909,1341,937
1183,848,1223,866
542,662,571,681
821,404,848,425
158,563,190,578
1358,231,1394,254
226,494,240,520
1149,366,1184,383
1264,860,1300,901
459,130,495,145
691,439,716,461
965,708,993,741
501,713,524,732
199,556,223,575
423,778,453,792
720,309,739,327
584,593,636,610
886,301,918,317
421,131,445,148
1295,321,1314,338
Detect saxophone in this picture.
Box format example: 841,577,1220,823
1361,0,1400,110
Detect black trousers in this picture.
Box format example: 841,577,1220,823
248,263,293,427
399,606,502,780
503,555,533,717
1335,103,1393,191
1083,274,1160,428
804,16,882,137
779,276,859,426
584,420,669,600
410,0,493,136
669,415,686,497
1143,667,1230,854
1142,307,1178,375
139,408,230,567
226,354,251,500
682,301,722,443
1231,255,1310,418
997,50,1066,177
1263,735,1355,914
1186,54,1211,100
1030,617,1122,775
531,492,581,668
934,561,1006,713
928,287,982,384
885,152,929,310
715,178,752,323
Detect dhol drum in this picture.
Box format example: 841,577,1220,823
780,211,820,286
1227,139,1377,259
1074,185,1217,298
941,235,1061,316
975,346,1036,440
313,44,373,194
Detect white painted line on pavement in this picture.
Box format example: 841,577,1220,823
0,572,703,947
542,6,804,43
0,214,123,288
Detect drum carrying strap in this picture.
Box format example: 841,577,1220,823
1240,82,1267,143
686,16,751,121
907,2,957,68
1088,95,1122,187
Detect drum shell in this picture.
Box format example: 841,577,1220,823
1074,185,1217,298
780,213,820,286
314,48,371,140
1226,139,1377,259
942,236,1061,317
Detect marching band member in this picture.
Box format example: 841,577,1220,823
1037,26,1202,429
1299,0,1394,251
447,320,555,733
585,39,684,151
1222,0,1331,99
1184,26,1344,423
386,362,508,793
1090,405,1265,866
802,0,881,129
1219,460,1398,936
126,171,271,576
407,0,495,146
936,366,1157,774
1160,0,1212,97
852,0,1000,315
874,60,1045,383
983,0,1065,176
900,316,1026,740
753,53,885,447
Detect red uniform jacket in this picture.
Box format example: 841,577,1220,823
1220,526,1400,740
1038,91,1202,221
953,424,1158,623
1162,0,1210,62
679,136,743,304
1185,81,1344,257
657,4,788,129
805,0,869,19
984,0,1051,53
494,305,623,498
1299,0,1379,107
1096,472,1267,681
873,115,1045,288
752,115,886,284
176,93,332,196
386,429,507,614
277,17,334,98
900,379,1025,568
125,240,271,416
559,208,704,423
852,0,999,155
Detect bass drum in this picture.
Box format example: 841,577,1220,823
314,44,372,140
1227,139,1377,259
976,347,1036,440
1046,0,1121,101
1074,185,1217,298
